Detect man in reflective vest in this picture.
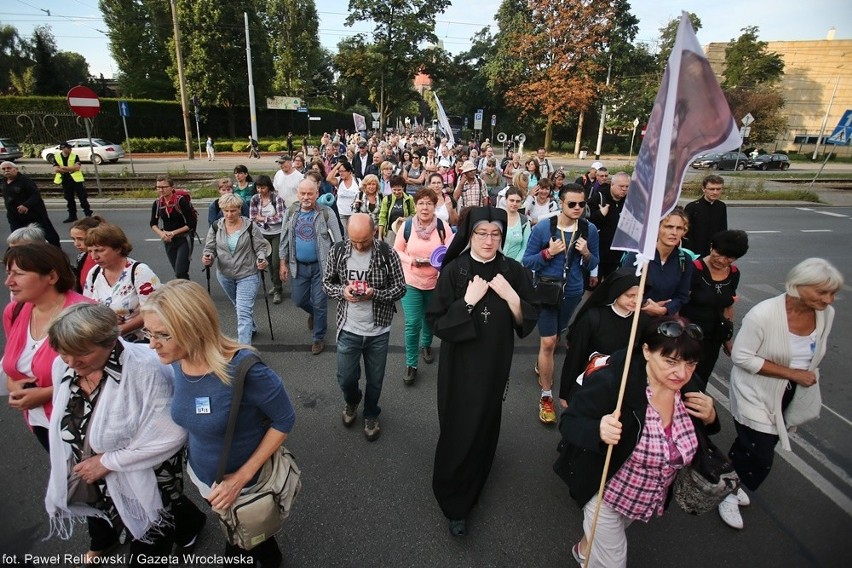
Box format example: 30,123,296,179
53,141,93,222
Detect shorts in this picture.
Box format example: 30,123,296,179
538,293,582,338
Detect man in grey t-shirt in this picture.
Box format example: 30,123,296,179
322,213,406,441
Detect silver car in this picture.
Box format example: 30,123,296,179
0,138,24,162
41,138,126,165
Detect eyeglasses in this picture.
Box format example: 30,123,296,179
564,201,586,209
473,231,502,241
657,321,704,341
142,328,172,343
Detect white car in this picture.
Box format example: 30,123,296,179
41,138,126,165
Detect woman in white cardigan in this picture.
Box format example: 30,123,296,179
719,257,843,530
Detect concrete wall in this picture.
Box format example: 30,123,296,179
704,38,852,156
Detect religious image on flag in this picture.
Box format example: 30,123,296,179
611,13,740,259
434,93,455,147
353,113,367,132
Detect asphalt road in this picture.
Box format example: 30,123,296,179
0,206,849,567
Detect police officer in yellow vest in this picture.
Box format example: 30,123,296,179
53,141,92,222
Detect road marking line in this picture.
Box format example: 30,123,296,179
746,283,785,295
800,229,833,232
822,403,852,429
796,207,849,218
746,230,781,234
706,382,852,517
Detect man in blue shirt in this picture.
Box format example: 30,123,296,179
523,184,599,425
279,178,342,354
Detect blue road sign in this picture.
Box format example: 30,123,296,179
297,107,308,113
118,101,130,118
826,109,852,145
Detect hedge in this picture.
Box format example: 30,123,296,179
0,95,355,144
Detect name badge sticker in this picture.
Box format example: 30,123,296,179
195,396,211,414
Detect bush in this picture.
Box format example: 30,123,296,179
267,143,282,153
232,142,245,152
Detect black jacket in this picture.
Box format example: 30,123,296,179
554,348,720,508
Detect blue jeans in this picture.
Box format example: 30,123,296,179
290,261,327,341
336,330,391,419
217,272,259,344
400,285,433,368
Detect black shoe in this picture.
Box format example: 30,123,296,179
420,346,434,364
63,216,78,223
175,514,207,554
449,519,467,536
404,366,417,386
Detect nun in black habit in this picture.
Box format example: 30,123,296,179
426,206,539,536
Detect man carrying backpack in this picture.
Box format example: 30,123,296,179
523,183,599,425
452,161,488,210
150,175,197,280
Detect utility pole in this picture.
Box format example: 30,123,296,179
812,78,840,160
594,53,612,160
169,0,194,159
245,12,258,141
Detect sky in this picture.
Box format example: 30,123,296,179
5,0,851,79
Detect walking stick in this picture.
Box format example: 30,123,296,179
258,268,275,340
204,265,211,294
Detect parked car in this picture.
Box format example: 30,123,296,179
718,151,750,170
41,138,126,165
690,152,721,169
0,138,23,162
748,153,790,171
690,151,749,171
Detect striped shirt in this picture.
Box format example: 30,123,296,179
603,387,698,521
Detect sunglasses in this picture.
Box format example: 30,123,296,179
565,201,586,209
657,321,704,341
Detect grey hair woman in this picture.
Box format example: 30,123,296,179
7,223,46,246
44,303,205,563
721,257,843,530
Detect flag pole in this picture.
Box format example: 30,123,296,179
583,260,649,568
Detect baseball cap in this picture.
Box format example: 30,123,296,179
59,141,72,149
357,141,367,148
275,155,292,163
438,158,451,168
591,161,604,170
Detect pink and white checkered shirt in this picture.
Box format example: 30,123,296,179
603,387,698,522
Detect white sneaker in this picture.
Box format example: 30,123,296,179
735,487,751,507
718,494,744,529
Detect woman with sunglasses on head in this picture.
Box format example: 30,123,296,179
44,303,206,564
3,243,93,452
427,172,458,227
141,280,295,567
555,317,718,567
719,258,843,530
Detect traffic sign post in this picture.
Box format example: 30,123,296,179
66,86,102,195
474,109,484,132
810,108,852,189
193,95,202,157
118,101,136,176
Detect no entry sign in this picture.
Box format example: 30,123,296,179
67,86,101,119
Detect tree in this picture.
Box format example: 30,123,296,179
487,0,616,150
53,52,91,92
9,67,35,95
30,26,62,95
722,26,784,90
99,0,175,99
345,0,451,123
263,0,331,99
724,88,786,146
0,23,31,94
174,0,273,137
656,12,701,66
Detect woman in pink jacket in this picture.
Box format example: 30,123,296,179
3,243,91,451
394,188,454,385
